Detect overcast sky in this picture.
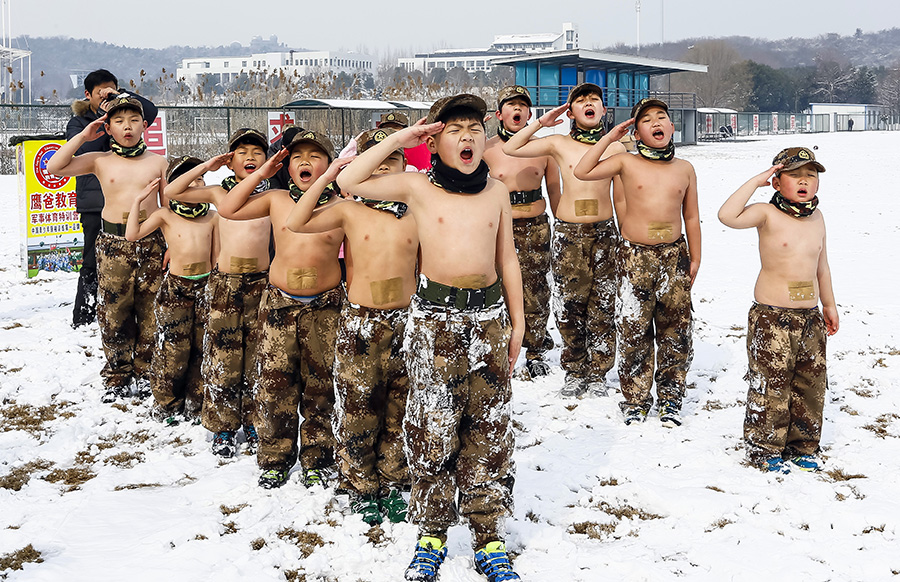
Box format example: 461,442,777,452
10,0,900,56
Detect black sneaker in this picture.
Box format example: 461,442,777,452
258,469,288,489
134,378,151,399
525,358,551,378
559,375,587,398
658,402,682,428
303,468,326,488
101,385,131,403
211,431,237,458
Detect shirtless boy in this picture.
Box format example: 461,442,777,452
165,128,273,457
503,83,625,397
286,127,416,526
47,96,168,403
218,129,343,489
483,85,561,379
125,158,217,423
574,98,701,427
338,94,524,582
718,147,838,473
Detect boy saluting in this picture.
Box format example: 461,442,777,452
48,96,168,403
574,98,701,428
338,95,524,582
718,147,837,473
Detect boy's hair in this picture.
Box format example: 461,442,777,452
772,147,826,175
567,83,604,106
497,85,532,110
630,97,668,122
104,96,144,120
166,156,204,182
426,94,487,127
283,128,336,161
84,69,117,93
228,128,269,154
357,128,404,156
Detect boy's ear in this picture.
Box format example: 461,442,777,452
84,89,91,100
566,108,575,120
142,120,149,130
771,175,781,190
425,135,438,154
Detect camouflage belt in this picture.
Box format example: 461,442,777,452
101,219,127,236
509,188,543,205
416,277,503,310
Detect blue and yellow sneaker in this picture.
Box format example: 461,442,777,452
404,536,447,582
763,457,791,474
474,541,521,581
789,455,822,472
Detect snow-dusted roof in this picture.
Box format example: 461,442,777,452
492,33,561,44
283,99,397,110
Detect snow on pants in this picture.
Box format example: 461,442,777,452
200,269,267,434
95,229,164,389
551,218,618,382
616,236,693,412
403,295,515,550
512,213,554,362
743,302,827,464
255,285,341,472
333,302,409,496
151,272,208,418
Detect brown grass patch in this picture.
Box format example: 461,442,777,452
569,521,617,540
702,400,733,411
364,525,385,545
0,459,54,491
705,518,734,532
42,466,96,490
848,387,876,398
825,468,867,482
525,510,540,523
251,538,266,551
0,544,44,571
706,485,725,493
114,483,162,491
840,405,859,416
194,534,208,540
105,451,145,468
0,402,70,437
2,322,23,330
596,501,663,521
220,504,248,516
222,521,239,535
862,413,900,439
277,528,325,559
862,524,885,534
598,478,619,487
835,485,866,501
565,404,578,412
283,570,305,581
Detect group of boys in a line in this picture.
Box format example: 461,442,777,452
52,69,837,582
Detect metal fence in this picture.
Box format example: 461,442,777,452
1,103,430,174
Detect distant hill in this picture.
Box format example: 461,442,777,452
600,27,900,69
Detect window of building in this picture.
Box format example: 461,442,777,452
242,61,247,67
224,61,229,68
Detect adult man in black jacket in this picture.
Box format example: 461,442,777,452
66,69,159,327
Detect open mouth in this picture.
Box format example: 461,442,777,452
460,148,473,162
512,113,522,124
244,163,257,173
584,109,595,119
797,188,808,195
299,169,312,181
652,129,665,140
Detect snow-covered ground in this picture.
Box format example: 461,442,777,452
1,131,899,581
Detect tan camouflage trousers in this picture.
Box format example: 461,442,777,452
403,296,515,550
616,237,693,412
551,218,618,382
200,269,267,433
255,285,341,472
513,214,554,362
151,272,208,417
744,303,827,463
333,302,409,496
96,230,165,389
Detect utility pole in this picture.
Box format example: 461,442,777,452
635,0,642,55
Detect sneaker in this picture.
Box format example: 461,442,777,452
258,469,289,489
244,425,259,454
658,402,682,428
474,541,521,582
762,457,791,474
134,378,152,399
789,455,822,472
623,405,647,425
379,488,408,523
211,431,237,458
525,358,551,378
351,494,382,526
303,468,326,488
101,385,131,404
586,380,609,397
559,376,587,398
404,537,447,582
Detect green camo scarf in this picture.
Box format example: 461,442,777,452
221,175,270,193
636,140,675,161
570,125,605,145
353,196,408,219
288,181,336,205
169,199,210,219
770,191,818,218
110,138,147,158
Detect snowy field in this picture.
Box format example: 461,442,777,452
1,131,899,581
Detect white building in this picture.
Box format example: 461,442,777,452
398,23,578,75
177,50,376,88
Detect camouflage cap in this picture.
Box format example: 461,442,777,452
283,128,336,161
567,83,604,106
165,155,204,182
772,146,826,174
357,128,404,155
426,94,487,125
377,111,409,128
103,95,144,119
630,98,669,121
497,85,532,109
227,128,268,153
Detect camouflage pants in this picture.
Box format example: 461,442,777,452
551,218,618,381
333,302,409,496
96,230,165,389
151,272,208,418
255,285,341,472
743,303,827,463
403,295,515,550
616,237,694,412
201,269,267,434
513,214,554,361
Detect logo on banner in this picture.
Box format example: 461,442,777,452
34,144,70,190
269,112,296,144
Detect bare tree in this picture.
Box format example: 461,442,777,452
670,40,745,107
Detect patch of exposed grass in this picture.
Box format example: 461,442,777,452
595,501,663,521
840,405,859,416
222,521,239,535
42,466,96,491
0,459,54,491
706,485,725,493
862,413,900,439
283,570,305,581
825,468,867,482
705,518,734,532
251,538,266,551
194,534,208,540
565,404,578,412
862,524,885,534
0,402,71,437
569,521,617,540
702,400,731,411
104,451,145,468
598,478,619,487
2,322,23,330
364,525,385,545
835,485,866,501
277,528,325,559
0,544,43,572
848,386,876,398
220,504,248,516
525,510,540,523
114,483,162,491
